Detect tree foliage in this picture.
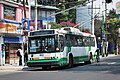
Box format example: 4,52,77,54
106,9,120,52
49,22,63,29
94,18,102,42
56,0,87,23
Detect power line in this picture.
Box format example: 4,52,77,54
49,0,97,17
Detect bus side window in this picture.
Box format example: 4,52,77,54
37,40,41,47
86,37,91,46
83,38,86,46
90,37,95,46
72,35,77,46
59,35,64,51
77,37,83,47
65,35,71,46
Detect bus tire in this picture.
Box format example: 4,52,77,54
68,54,74,68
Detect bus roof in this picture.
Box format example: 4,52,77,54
58,27,95,37
29,27,95,37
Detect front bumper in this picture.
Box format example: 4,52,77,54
27,60,60,67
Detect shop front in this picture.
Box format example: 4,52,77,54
0,19,22,66
4,37,23,65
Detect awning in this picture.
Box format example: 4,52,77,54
4,37,23,44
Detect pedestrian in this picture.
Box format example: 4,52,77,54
96,48,100,63
17,47,22,66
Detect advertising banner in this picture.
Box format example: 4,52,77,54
22,18,43,31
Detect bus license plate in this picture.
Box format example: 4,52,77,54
33,57,39,60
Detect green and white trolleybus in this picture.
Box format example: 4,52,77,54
27,27,99,69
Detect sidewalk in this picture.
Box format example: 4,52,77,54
0,54,118,71
99,54,118,59
0,65,25,71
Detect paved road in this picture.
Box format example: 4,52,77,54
0,55,120,80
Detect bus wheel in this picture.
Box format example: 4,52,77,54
68,54,74,68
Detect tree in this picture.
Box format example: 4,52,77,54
106,9,120,54
49,22,63,29
94,18,102,42
56,0,87,23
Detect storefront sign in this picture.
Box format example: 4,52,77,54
4,5,16,20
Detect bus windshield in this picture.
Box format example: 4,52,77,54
29,35,57,53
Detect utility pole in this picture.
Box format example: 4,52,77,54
22,0,27,66
91,0,94,34
102,14,105,57
23,0,26,18
35,0,38,30
29,0,31,20
101,1,108,57
104,1,108,56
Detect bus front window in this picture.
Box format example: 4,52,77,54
29,36,56,53
42,38,55,52
30,40,38,52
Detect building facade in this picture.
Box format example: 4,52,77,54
30,0,58,29
0,0,58,66
0,0,29,66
